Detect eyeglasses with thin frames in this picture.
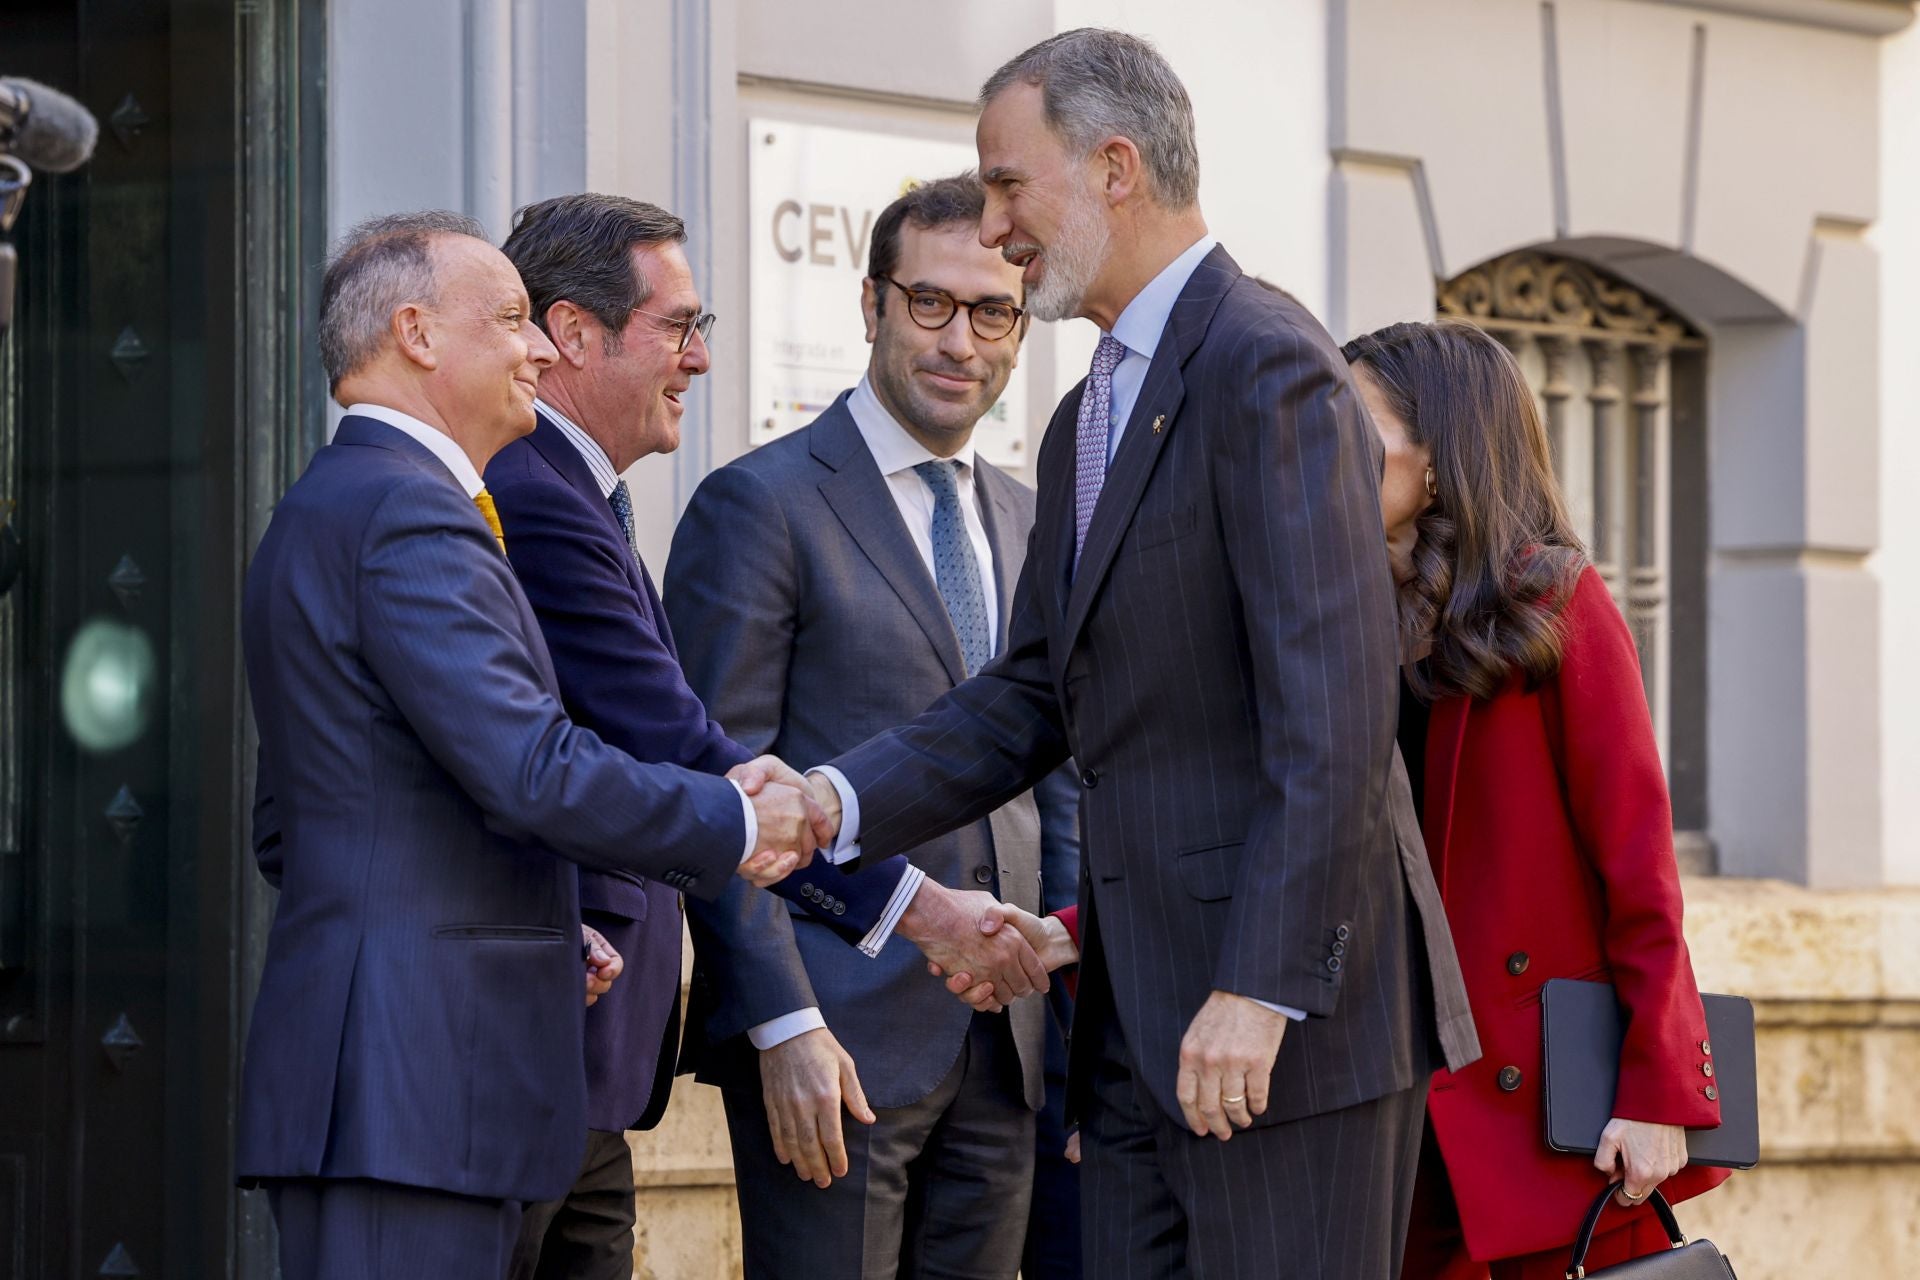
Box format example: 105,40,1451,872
630,306,717,353
876,276,1025,342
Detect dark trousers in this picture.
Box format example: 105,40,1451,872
266,1177,522,1280
1078,1011,1429,1280
507,1129,637,1280
725,1012,1035,1280
1022,996,1082,1280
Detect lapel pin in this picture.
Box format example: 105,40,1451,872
1151,414,1165,434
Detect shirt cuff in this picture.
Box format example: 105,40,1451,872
855,864,927,958
747,1007,826,1051
807,766,862,864
1250,997,1307,1022
730,779,758,864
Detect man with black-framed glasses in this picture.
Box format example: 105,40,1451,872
665,173,1081,1279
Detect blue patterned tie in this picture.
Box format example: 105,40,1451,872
608,479,639,564
912,460,991,677
1074,334,1128,573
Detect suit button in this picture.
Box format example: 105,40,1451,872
1335,924,1352,942
1331,941,1346,956
800,882,816,896
1497,1065,1523,1092
1701,1040,1713,1055
1704,1085,1718,1102
974,866,993,885
1701,1063,1714,1078
833,903,846,916
1081,768,1100,788
1325,957,1342,973
1507,952,1530,976
821,895,837,910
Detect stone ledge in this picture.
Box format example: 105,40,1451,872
1682,876,1920,1003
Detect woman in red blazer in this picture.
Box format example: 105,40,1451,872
1339,319,1728,1278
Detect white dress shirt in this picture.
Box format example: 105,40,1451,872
815,240,1307,1023
846,377,1001,649
345,402,486,497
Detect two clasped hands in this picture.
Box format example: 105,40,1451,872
721,753,1296,1184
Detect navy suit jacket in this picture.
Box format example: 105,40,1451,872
485,410,908,1131
240,415,746,1202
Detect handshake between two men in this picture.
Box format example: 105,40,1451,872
722,753,1077,1192
726,752,1057,1008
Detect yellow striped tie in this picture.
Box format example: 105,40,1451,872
473,488,507,555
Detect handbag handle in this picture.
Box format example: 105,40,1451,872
1564,1183,1688,1280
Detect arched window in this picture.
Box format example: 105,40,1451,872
1439,252,1709,849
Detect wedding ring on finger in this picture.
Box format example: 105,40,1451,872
1222,1094,1246,1105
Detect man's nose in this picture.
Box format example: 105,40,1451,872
979,197,1012,249
937,312,978,362
681,327,712,375
527,323,559,368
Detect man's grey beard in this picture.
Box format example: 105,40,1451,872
1023,188,1111,323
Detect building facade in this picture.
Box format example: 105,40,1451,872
0,0,1914,1275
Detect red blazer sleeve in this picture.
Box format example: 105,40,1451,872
1053,904,1081,950
1549,568,1720,1128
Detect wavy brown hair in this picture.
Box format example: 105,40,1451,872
1341,319,1586,701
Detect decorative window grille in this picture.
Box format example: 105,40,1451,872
1438,252,1709,837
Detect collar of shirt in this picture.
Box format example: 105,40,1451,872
846,376,978,481
1108,232,1219,366
536,399,620,498
344,402,486,498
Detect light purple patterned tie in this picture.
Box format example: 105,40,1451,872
1074,333,1128,571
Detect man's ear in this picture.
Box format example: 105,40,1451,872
861,277,881,345
544,300,593,370
390,302,437,371
1096,135,1145,206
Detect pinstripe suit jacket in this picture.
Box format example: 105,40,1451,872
239,415,745,1202
831,247,1479,1129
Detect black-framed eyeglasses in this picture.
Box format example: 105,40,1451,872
876,276,1024,342
630,306,717,353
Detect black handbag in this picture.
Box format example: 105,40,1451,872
1562,1184,1737,1280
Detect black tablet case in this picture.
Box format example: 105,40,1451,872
1540,978,1759,1170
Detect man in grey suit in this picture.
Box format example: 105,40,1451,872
665,175,1078,1279
791,31,1482,1279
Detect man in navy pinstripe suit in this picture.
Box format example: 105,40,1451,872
238,212,825,1280
774,31,1481,1279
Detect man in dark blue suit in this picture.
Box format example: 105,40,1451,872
486,193,1051,1280
240,211,829,1280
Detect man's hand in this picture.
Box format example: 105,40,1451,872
1175,990,1288,1140
932,904,1078,1012
759,1027,875,1189
582,924,622,1007
1595,1117,1688,1206
897,881,1048,1012
730,755,838,853
735,779,826,888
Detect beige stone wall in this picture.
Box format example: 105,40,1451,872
623,880,1920,1278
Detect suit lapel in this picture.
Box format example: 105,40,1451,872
1061,249,1238,653
526,411,672,634
973,463,1024,648
813,400,969,686
1424,695,1471,897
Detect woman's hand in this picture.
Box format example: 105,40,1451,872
1594,1117,1688,1206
